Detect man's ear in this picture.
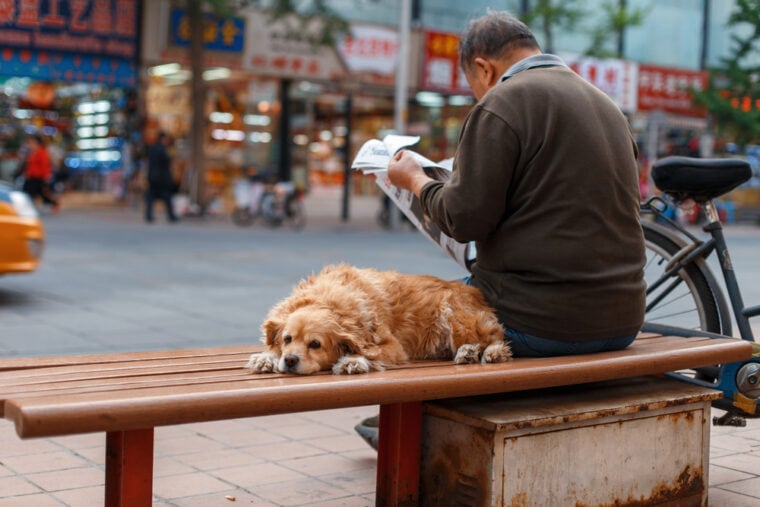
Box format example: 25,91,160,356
261,319,283,349
472,56,498,87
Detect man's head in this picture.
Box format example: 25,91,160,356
459,11,541,99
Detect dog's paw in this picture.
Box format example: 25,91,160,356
481,342,513,363
245,351,280,373
454,344,481,364
332,356,372,375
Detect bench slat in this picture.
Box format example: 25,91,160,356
0,345,256,372
4,335,751,438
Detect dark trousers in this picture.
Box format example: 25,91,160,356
23,178,58,207
144,186,177,222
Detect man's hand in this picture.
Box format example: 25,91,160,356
387,150,435,198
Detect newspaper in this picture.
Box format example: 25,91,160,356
351,134,476,270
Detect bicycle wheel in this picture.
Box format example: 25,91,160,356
643,220,730,335
286,198,306,230
231,207,255,226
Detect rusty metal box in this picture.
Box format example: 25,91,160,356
420,376,720,506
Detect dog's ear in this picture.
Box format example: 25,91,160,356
337,335,360,356
261,319,284,349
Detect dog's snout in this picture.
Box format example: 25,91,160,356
284,354,299,369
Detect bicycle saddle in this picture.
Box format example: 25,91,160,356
651,156,752,202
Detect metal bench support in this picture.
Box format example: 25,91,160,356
105,428,154,507
376,402,423,506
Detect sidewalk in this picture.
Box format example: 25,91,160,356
1,406,759,506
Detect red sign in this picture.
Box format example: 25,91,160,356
420,30,471,95
638,64,707,117
0,0,138,59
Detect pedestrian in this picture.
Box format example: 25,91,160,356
21,135,60,213
357,11,646,447
144,132,178,223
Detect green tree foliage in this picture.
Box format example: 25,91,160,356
521,0,585,53
694,0,760,148
586,1,647,58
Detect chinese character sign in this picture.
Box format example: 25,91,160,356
564,54,638,113
0,0,138,59
638,64,706,117
337,24,398,76
421,30,471,95
169,7,244,53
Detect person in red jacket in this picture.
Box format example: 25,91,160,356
23,134,59,212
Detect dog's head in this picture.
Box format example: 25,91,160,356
262,306,361,374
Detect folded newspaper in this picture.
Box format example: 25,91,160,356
351,134,476,270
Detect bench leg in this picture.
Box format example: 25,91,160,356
376,402,423,507
105,429,154,507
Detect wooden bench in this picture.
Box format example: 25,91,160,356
0,332,752,507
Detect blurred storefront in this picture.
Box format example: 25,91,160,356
0,0,139,194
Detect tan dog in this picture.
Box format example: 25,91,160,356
245,264,511,375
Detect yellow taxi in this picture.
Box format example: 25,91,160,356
0,182,45,275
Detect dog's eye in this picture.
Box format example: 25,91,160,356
283,335,292,345
308,340,321,349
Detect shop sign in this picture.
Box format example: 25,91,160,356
242,12,346,80
169,7,245,53
563,54,638,112
638,64,706,117
0,0,138,60
0,47,137,87
337,24,398,76
420,30,470,95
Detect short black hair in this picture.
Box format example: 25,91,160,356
459,11,540,73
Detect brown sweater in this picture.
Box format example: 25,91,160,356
420,66,645,342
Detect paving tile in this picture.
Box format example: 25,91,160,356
154,457,196,477
25,466,103,492
0,493,64,507
712,452,760,475
200,427,289,448
243,440,326,461
303,496,374,507
1,450,91,475
210,462,308,489
155,434,229,457
170,490,277,506
253,477,358,507
153,471,232,500
51,486,103,506
718,476,760,498
711,434,760,453
709,464,755,486
709,487,760,507
0,476,42,496
173,448,266,471
319,468,377,497
266,422,346,442
280,453,370,478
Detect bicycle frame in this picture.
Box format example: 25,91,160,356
642,196,759,342
642,196,760,422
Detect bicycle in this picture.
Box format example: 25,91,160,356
232,178,306,230
640,155,760,425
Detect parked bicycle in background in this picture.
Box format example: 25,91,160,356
640,155,759,425
231,168,305,230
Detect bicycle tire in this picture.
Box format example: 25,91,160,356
231,207,255,227
286,199,306,230
643,220,730,335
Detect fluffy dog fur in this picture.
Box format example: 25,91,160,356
245,264,511,375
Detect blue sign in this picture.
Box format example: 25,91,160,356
0,48,136,88
169,8,245,53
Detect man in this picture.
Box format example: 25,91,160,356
355,11,646,449
145,132,178,223
387,11,645,357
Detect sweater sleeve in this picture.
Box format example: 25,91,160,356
419,105,521,242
